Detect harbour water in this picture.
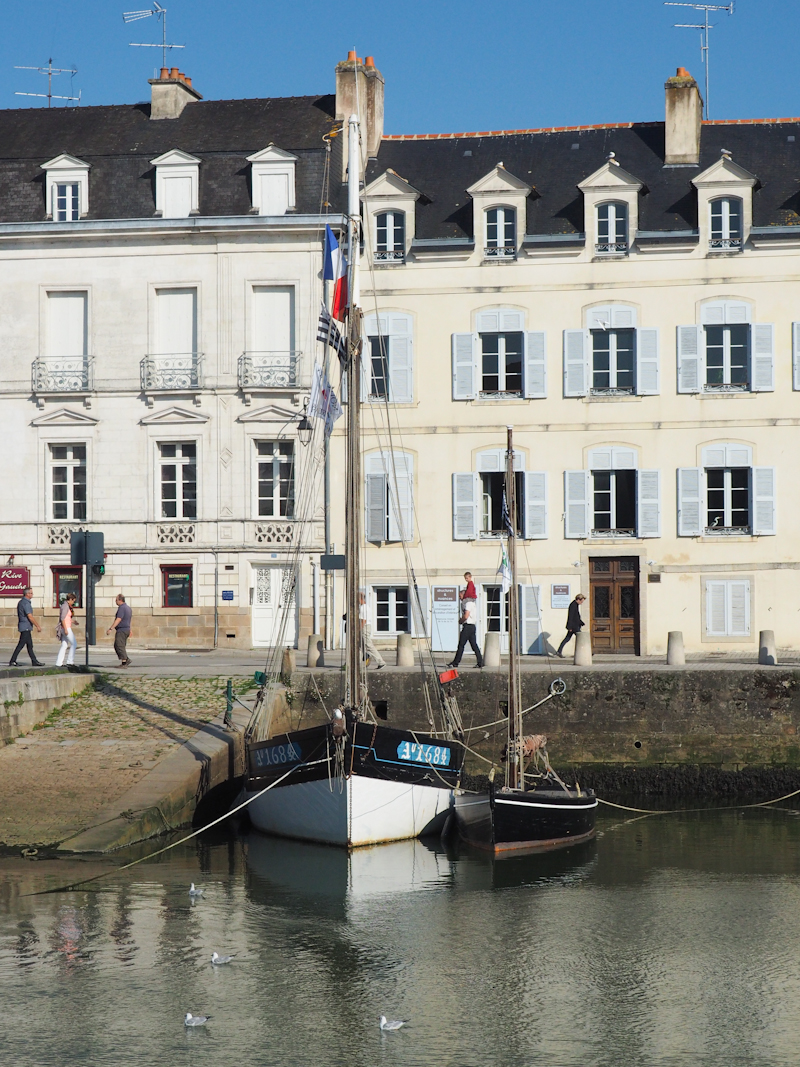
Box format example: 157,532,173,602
2,810,800,1067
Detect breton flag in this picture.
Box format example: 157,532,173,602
501,489,515,538
316,303,348,364
323,224,348,321
497,545,512,596
308,363,343,437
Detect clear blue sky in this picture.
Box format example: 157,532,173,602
0,1,798,133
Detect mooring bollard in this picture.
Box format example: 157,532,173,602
758,630,777,666
307,634,324,668
483,631,501,668
281,646,296,684
396,633,413,667
574,631,592,666
666,631,685,666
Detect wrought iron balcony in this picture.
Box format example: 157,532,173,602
709,237,742,251
32,356,94,394
238,351,300,391
595,241,629,255
374,249,405,263
484,245,516,259
140,352,203,392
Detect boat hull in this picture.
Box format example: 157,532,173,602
454,785,597,854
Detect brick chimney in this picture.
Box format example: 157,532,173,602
664,67,702,165
335,52,384,178
149,68,202,120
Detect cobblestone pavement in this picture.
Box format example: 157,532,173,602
0,675,254,850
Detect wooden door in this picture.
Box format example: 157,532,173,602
589,557,638,654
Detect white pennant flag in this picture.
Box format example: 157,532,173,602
308,363,343,437
497,545,512,595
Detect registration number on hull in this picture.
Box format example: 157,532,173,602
396,741,451,767
252,741,302,768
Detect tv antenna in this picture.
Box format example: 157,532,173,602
123,2,185,70
14,59,80,107
664,2,735,119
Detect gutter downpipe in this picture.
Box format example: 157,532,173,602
213,548,219,649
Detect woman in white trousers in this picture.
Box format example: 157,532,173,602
56,593,78,666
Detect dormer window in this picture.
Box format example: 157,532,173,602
150,149,201,219
55,183,80,222
710,197,743,251
596,202,628,254
40,154,90,221
485,207,516,258
246,145,297,216
375,212,405,262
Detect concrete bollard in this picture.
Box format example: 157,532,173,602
306,634,324,668
758,630,777,666
396,633,414,667
666,631,685,666
574,631,593,666
483,631,501,668
281,646,296,684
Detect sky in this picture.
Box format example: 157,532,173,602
0,1,798,134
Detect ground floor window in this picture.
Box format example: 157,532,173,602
161,565,193,608
374,586,409,633
706,579,750,637
484,584,509,633
52,566,82,608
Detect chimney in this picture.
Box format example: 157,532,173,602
364,56,384,159
335,53,384,177
149,69,202,120
664,67,702,165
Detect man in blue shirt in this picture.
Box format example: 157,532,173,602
9,587,44,667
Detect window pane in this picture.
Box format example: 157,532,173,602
597,203,610,242
614,205,627,243
593,471,612,529
729,325,749,385
486,209,498,246
481,334,499,391
160,444,176,458
376,213,389,251
370,336,388,397
53,568,82,608
391,213,405,250
503,210,515,246
486,586,501,631
615,470,636,530
594,586,610,618
592,332,611,389
730,467,750,527
707,468,725,527
51,445,67,461
376,588,390,631
258,461,274,516
504,334,523,393
710,199,724,238
727,199,742,239
615,330,635,390
619,586,635,619
705,326,724,385
395,587,409,633
163,568,192,607
181,443,196,459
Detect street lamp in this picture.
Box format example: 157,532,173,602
297,414,313,446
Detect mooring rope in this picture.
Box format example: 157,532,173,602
597,786,800,816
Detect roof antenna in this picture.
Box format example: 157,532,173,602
14,58,81,107
664,1,735,120
123,2,185,71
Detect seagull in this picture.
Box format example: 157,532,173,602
211,951,234,965
379,1015,406,1031
188,883,204,898
184,1013,209,1027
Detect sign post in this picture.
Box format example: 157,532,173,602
70,531,104,667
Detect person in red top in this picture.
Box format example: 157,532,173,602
459,572,477,604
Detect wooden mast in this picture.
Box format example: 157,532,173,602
505,425,523,791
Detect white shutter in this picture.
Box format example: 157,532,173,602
611,305,636,328
706,581,728,636
751,324,774,392
751,467,776,535
365,472,387,542
47,292,87,357
677,325,702,393
388,334,413,403
588,447,613,471
564,470,590,538
637,470,661,538
156,288,197,355
793,323,800,390
725,444,752,468
612,447,637,470
523,471,547,539
253,286,294,352
729,581,750,636
636,328,659,395
563,330,588,397
410,584,429,638
524,331,547,398
261,172,289,215
452,472,479,540
452,333,477,400
677,468,703,536
388,460,413,542
519,585,542,654
162,175,193,219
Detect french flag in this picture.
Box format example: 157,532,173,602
323,224,348,321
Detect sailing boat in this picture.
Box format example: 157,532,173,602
242,112,465,848
453,428,598,853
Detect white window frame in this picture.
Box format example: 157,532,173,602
703,323,750,390
480,331,524,395
453,449,547,541
566,448,660,539
710,197,743,250
254,440,295,519
40,154,90,221
705,580,751,637
48,442,87,522
246,145,297,215
678,301,773,394
704,467,751,531
485,206,516,259
363,313,413,404
596,201,628,254
372,585,411,635
365,451,414,543
54,182,80,222
590,329,636,393
158,441,198,521
150,150,201,218
375,211,405,262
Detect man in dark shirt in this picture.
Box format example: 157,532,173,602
107,593,133,667
556,594,586,658
9,587,44,667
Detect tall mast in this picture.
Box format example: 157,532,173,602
344,112,365,713
505,425,523,790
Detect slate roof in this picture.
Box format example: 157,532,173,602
0,94,342,222
368,121,800,239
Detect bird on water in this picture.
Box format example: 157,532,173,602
184,1013,209,1027
211,951,234,965
379,1016,406,1031
188,883,204,898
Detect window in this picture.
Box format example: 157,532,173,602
375,212,405,262
364,314,413,403
563,308,658,398
564,450,660,539
596,202,628,254
677,304,774,394
485,207,516,258
591,329,635,393
150,149,200,219
481,470,524,537
480,332,523,395
704,325,749,389
155,288,197,358
159,442,197,520
52,567,82,608
161,566,193,608
256,441,294,517
41,155,90,221
452,312,546,401
453,457,547,541
50,444,86,521
485,585,509,634
54,183,79,222
365,451,413,542
246,145,297,215
369,336,389,398
374,587,410,633
710,198,743,250
592,470,636,535
47,291,88,358
706,580,750,637
678,445,775,537
706,468,750,531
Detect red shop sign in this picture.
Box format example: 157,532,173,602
0,568,30,597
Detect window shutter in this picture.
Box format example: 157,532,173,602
794,323,800,390
519,585,542,654
162,175,193,219
523,331,547,398
611,305,636,328
751,467,776,536
587,447,613,471
636,328,659,395
677,325,702,393
725,444,752,467
706,580,728,636
410,584,429,638
729,581,750,636
365,472,387,542
564,470,590,538
637,470,661,538
563,330,588,396
47,292,88,358
388,334,413,403
452,472,479,540
751,324,774,392
452,333,477,400
523,471,547,539
388,462,413,542
677,468,703,536
611,447,637,470
261,172,289,215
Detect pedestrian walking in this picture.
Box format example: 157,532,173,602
448,599,483,669
107,593,132,667
556,594,586,658
55,593,78,667
359,591,385,670
8,586,44,667
459,571,477,607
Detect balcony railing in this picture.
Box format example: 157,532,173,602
32,356,94,394
484,245,516,259
374,249,405,263
595,242,629,255
709,237,742,251
591,528,636,539
238,351,300,390
140,352,203,392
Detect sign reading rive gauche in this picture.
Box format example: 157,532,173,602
396,741,451,767
0,567,30,597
